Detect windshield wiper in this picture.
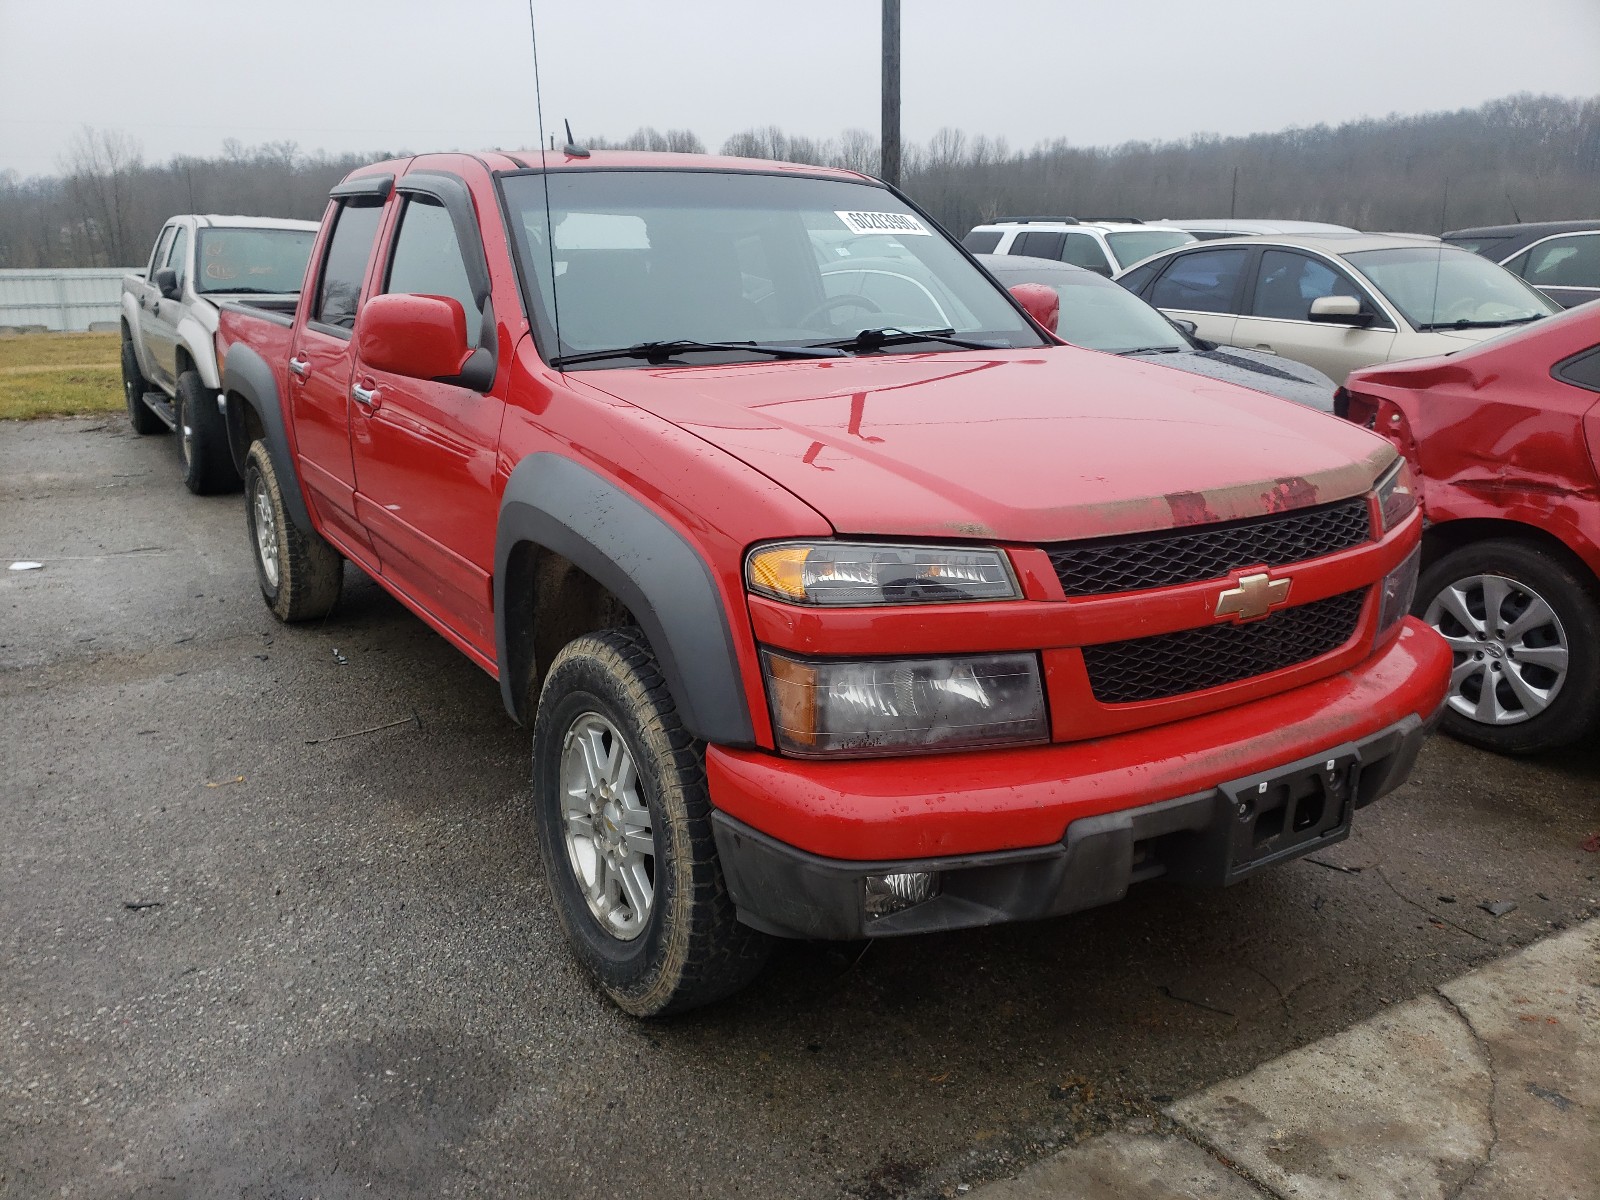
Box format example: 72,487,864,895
1115,346,1185,356
204,286,288,295
551,339,846,367
1415,315,1545,331
817,326,1008,353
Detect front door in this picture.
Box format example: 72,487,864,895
348,189,504,658
1235,249,1395,383
144,224,188,388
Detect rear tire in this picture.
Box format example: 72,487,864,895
531,628,772,1016
177,371,242,495
244,440,343,622
1416,538,1600,754
121,339,165,436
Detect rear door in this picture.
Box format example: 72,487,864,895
1144,245,1254,345
1236,249,1395,381
288,194,387,560
348,172,504,655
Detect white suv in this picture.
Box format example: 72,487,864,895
962,217,1196,276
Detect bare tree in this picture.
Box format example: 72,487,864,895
60,126,145,265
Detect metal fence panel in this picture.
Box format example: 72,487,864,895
0,268,139,332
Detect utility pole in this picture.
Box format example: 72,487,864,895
1229,166,1238,219
881,0,901,187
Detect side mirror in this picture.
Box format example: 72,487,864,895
154,268,181,301
1008,283,1059,333
355,293,473,382
1308,295,1371,326
1169,317,1199,338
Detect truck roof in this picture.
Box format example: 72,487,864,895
175,214,321,231
341,149,874,185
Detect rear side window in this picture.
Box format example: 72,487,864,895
1060,232,1113,274
1012,230,1066,260
1251,250,1363,319
166,226,189,290
1147,248,1251,314
962,230,1002,254
1555,344,1600,392
314,201,385,330
384,197,481,348
1523,235,1600,289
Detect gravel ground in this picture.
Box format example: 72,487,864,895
4,416,1597,1200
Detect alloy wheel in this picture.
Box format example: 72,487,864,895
559,712,655,940
1424,573,1569,726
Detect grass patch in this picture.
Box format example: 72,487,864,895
0,332,124,419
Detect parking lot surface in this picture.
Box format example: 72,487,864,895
4,417,1597,1199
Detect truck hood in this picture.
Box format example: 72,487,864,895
578,346,1395,543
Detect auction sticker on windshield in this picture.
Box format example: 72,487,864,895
835,210,932,236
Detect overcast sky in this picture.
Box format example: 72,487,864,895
2,0,1597,176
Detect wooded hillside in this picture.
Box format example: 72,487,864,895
2,92,1594,268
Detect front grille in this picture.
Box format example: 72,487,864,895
1047,496,1371,597
1083,589,1367,704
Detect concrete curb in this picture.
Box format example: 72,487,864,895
972,919,1598,1200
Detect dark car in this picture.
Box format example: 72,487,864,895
1443,220,1600,309
977,254,1338,410
1337,304,1600,754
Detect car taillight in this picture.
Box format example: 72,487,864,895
1336,387,1380,429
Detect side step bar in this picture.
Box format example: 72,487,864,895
141,391,178,431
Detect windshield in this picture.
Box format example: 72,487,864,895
194,228,316,295
1345,246,1558,329
500,170,1045,365
1050,274,1187,352
1105,230,1195,267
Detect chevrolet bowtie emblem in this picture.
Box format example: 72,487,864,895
1215,572,1291,622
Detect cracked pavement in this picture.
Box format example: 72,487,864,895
4,417,1599,1199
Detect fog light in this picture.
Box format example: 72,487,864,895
864,871,940,918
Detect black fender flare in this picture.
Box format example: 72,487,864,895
495,453,755,747
221,341,313,533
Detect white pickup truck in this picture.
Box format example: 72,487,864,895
120,215,318,492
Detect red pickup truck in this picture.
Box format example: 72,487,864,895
216,150,1450,1015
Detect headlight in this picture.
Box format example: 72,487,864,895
1377,543,1420,638
1375,457,1417,532
746,541,1020,606
761,649,1048,757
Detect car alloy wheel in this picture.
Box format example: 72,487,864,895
559,711,655,940
1424,572,1568,726
251,473,280,589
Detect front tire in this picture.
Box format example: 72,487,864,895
243,440,343,622
121,339,165,436
176,371,242,495
531,629,772,1016
1416,538,1600,754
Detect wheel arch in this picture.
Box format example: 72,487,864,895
495,453,755,748
1422,517,1600,592
221,343,312,532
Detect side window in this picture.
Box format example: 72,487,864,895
383,197,482,348
166,226,189,290
1116,259,1162,296
1524,235,1600,288
1147,248,1251,314
1502,249,1532,277
149,227,176,276
962,230,1002,254
1059,232,1113,274
314,201,385,331
1012,230,1066,260
1554,345,1600,392
1250,249,1362,320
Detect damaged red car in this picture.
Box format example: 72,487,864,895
1338,304,1600,754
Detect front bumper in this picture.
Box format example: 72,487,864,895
713,708,1437,940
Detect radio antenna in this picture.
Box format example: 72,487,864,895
526,0,563,356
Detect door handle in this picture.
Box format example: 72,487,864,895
351,381,380,411
1253,344,1275,353
287,356,311,379
138,294,147,309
